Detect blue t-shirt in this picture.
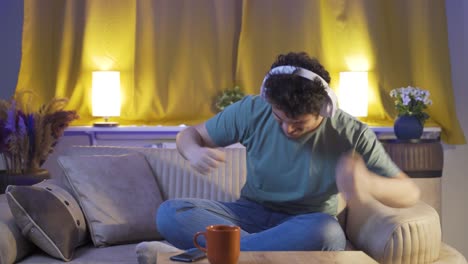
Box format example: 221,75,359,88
205,95,400,215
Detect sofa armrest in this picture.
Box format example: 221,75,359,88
0,194,34,264
346,199,442,264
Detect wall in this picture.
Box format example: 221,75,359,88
0,0,467,257
0,0,23,99
0,0,23,169
443,0,468,257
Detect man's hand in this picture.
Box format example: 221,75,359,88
186,147,226,175
176,124,227,175
335,150,372,203
336,150,421,208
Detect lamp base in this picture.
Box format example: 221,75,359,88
93,121,119,127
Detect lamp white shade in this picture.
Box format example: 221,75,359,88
338,71,368,117
92,71,121,117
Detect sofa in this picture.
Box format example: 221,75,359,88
0,146,466,264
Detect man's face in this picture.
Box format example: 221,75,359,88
271,106,324,139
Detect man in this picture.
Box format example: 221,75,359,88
156,52,420,251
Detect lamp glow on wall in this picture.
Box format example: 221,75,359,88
338,71,369,117
92,71,121,127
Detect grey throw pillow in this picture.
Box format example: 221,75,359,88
5,181,88,261
58,153,164,247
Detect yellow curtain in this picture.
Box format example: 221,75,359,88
17,0,242,125
236,0,465,144
17,0,465,144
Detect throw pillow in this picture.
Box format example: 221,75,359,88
58,153,164,247
5,181,88,261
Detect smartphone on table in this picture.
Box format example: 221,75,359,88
169,248,206,262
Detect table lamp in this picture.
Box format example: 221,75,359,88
338,71,368,117
92,71,121,127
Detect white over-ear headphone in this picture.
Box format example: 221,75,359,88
260,65,338,117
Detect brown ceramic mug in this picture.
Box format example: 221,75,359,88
193,225,240,264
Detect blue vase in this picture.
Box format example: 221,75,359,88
394,115,424,140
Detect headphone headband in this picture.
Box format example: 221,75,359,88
260,65,338,117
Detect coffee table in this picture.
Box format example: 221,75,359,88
157,251,378,263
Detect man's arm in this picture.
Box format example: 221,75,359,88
176,123,226,174
336,151,420,208
368,171,420,208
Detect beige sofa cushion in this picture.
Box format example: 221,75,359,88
435,243,468,264
18,243,141,264
0,195,34,264
58,153,164,247
62,146,248,202
6,181,87,261
346,200,441,264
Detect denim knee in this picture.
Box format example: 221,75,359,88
156,198,232,249
156,200,171,237
312,213,346,251
156,200,187,237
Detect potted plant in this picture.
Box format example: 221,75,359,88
389,86,432,140
0,90,79,193
214,86,245,112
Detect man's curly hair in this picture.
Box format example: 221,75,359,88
264,52,330,118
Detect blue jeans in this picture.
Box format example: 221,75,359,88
156,198,346,251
